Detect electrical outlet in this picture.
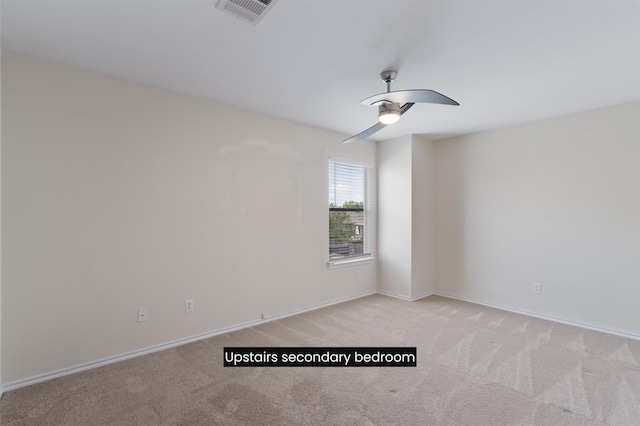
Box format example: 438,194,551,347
533,282,541,294
137,308,148,322
356,270,361,279
185,299,194,313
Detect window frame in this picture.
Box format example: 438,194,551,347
327,158,375,269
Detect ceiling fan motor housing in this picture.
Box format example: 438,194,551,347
378,102,401,124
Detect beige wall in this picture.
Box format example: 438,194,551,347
1,50,378,384
377,135,435,300
0,46,3,391
434,101,640,336
377,136,412,298
411,136,436,299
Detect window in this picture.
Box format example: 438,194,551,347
328,160,373,265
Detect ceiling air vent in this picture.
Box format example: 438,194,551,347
216,0,278,26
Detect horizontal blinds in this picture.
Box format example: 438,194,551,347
329,162,365,209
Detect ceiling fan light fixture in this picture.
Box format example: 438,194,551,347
378,103,401,124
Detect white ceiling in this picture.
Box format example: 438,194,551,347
2,0,639,141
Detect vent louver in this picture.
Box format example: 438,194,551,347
216,0,278,26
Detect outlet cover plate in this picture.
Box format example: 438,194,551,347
138,308,148,322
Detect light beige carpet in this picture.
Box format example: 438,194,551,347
1,294,639,425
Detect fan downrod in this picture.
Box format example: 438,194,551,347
380,70,397,92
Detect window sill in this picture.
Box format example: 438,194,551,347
327,256,375,269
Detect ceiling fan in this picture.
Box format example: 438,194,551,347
342,70,459,144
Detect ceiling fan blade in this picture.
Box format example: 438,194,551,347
342,122,387,144
362,89,459,106
342,103,415,144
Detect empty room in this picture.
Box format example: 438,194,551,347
1,1,639,425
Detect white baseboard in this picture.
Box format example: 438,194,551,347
410,292,434,302
434,292,640,341
376,289,411,301
0,290,377,396
376,290,434,302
